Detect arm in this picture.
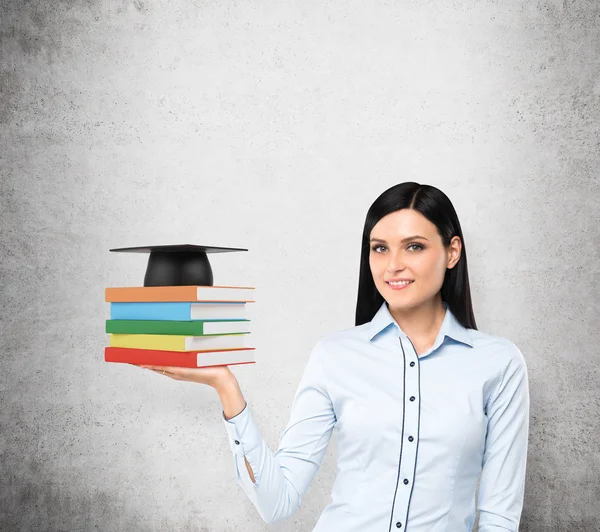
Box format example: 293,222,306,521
216,376,257,482
477,343,530,531
219,340,336,524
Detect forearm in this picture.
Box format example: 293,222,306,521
216,373,246,420
215,375,256,482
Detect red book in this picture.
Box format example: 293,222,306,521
105,346,256,368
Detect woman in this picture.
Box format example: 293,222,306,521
141,182,530,531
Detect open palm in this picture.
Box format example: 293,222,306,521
138,363,233,388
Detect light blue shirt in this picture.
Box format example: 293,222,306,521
222,300,530,531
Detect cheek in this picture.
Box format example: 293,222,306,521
417,253,446,276
369,261,380,281
368,254,378,271
369,256,386,278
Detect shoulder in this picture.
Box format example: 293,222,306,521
312,322,372,352
470,329,526,362
305,323,372,368
468,329,529,388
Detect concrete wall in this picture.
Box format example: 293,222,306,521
1,1,598,530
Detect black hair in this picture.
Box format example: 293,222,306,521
355,182,477,331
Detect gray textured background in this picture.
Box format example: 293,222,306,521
1,0,599,531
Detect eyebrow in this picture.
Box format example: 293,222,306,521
369,235,429,243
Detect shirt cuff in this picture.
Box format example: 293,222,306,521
222,401,263,456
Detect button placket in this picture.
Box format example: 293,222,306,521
404,337,421,528
391,336,421,532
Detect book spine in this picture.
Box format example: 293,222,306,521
106,320,206,335
106,286,197,302
110,302,190,321
110,334,186,351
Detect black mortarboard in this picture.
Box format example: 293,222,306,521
109,244,248,287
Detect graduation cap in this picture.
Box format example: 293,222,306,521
109,244,248,287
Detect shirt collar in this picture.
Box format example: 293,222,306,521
367,300,473,347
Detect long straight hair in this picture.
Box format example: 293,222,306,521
355,182,477,330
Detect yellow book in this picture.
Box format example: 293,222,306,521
109,333,246,352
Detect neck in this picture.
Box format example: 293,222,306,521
388,297,446,347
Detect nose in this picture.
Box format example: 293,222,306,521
386,250,406,273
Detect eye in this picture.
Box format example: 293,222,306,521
370,243,424,253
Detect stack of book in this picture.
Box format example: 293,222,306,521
104,285,256,368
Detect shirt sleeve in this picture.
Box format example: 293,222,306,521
477,342,530,531
221,339,337,524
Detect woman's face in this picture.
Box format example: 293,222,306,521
368,209,461,309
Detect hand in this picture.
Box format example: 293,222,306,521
137,363,235,389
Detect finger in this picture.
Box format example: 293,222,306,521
138,365,192,380
140,365,172,373
139,365,168,371
137,365,173,377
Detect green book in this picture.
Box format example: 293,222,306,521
105,319,250,336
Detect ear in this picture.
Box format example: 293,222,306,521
447,236,462,269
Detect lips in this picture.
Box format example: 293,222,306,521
386,280,414,289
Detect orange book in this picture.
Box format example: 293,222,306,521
105,285,255,303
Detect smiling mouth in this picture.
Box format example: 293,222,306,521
386,280,414,286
